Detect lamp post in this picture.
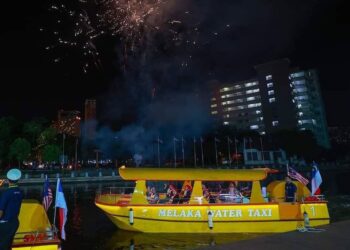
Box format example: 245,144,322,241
193,137,197,167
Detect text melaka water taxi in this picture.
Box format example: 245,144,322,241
12,200,61,250
95,166,329,233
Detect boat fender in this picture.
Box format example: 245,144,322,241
129,208,134,225
303,210,310,228
208,211,213,230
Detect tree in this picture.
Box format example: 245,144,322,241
0,117,20,168
9,138,31,167
42,144,60,163
37,127,58,148
23,118,47,146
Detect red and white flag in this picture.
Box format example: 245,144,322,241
55,178,68,240
287,165,309,186
311,162,322,195
42,175,53,211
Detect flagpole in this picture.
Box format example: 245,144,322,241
53,178,59,228
214,138,218,168
200,137,204,168
249,138,253,163
260,137,264,164
181,137,185,167
235,137,238,168
173,137,177,168
227,137,231,168
157,136,160,168
193,137,197,167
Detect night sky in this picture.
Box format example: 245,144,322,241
0,0,349,126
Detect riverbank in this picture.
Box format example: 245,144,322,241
201,220,350,250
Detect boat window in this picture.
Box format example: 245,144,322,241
147,181,193,205
202,181,252,204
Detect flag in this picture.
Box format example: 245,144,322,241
174,137,179,142
55,178,68,240
42,175,53,212
311,162,322,195
200,137,204,143
287,166,309,186
227,137,233,143
156,137,163,144
193,137,196,143
214,137,220,142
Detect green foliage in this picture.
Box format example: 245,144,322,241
9,138,31,165
38,127,58,147
23,118,47,145
42,144,60,163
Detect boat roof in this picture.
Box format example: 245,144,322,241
119,166,278,181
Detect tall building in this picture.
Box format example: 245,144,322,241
210,59,330,148
84,99,97,140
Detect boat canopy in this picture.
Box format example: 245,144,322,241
119,166,277,181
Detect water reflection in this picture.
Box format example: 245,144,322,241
104,231,261,250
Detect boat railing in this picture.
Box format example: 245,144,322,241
13,225,60,246
95,186,134,205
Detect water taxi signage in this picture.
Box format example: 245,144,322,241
156,205,279,220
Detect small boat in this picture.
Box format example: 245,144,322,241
12,200,61,250
95,166,330,233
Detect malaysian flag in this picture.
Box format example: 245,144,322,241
287,165,309,186
42,175,53,212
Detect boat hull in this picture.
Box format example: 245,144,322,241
96,202,330,233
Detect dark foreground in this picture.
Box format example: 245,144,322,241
201,220,350,250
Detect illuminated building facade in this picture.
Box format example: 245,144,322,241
211,59,330,148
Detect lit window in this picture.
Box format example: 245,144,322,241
259,117,264,121
266,75,272,80
269,97,276,103
298,112,303,117
233,85,242,89
267,82,273,88
211,97,216,101
245,81,258,87
225,114,230,118
268,90,274,96
290,72,305,78
211,104,217,108
256,110,262,114
219,87,234,93
211,111,218,115
246,88,260,94
250,125,259,130
297,104,302,109
247,96,256,101
292,80,305,85
223,121,229,125
248,103,261,108
260,131,266,135
272,121,279,126
295,95,308,101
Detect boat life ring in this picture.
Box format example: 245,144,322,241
23,233,46,242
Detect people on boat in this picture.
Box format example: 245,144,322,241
225,182,243,203
0,168,23,250
148,187,159,204
285,176,297,202
166,184,179,204
202,184,215,203
179,185,192,204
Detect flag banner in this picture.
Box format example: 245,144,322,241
156,137,163,144
227,137,233,143
42,175,53,212
55,178,68,240
215,137,220,142
200,137,204,143
174,137,179,141
311,163,322,195
181,137,185,142
193,137,196,143
235,138,239,143
288,166,309,186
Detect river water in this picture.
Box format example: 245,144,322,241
20,181,350,250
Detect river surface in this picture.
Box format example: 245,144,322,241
20,182,350,250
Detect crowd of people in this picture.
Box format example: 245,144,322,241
146,181,247,204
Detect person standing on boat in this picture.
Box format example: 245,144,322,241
285,176,297,202
0,168,23,250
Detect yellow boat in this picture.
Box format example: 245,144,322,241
12,200,61,250
95,166,330,233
